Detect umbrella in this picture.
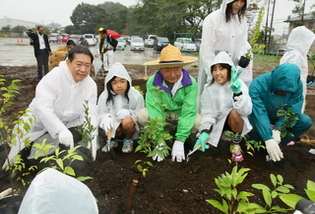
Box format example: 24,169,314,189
106,29,121,39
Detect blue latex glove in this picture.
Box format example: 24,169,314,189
193,132,210,152
230,67,242,94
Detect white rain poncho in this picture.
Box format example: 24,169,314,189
18,168,98,214
6,60,99,167
199,51,252,147
280,26,315,112
198,0,252,99
97,62,144,138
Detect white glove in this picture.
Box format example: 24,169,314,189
58,129,74,149
272,130,281,144
152,142,168,162
99,116,113,133
171,140,185,162
265,139,284,162
116,109,130,120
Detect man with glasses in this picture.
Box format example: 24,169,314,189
5,46,99,170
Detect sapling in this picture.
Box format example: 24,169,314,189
276,107,299,138
77,100,97,147
252,174,295,213
125,118,172,213
33,139,93,182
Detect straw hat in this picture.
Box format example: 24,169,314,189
144,44,198,68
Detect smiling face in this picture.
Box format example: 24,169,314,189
110,76,128,95
232,0,245,14
160,67,182,84
211,64,230,85
66,53,92,82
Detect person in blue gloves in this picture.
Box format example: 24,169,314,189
248,63,312,162
194,51,252,161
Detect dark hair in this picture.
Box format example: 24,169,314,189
225,0,247,23
209,63,232,85
67,45,94,63
99,29,107,34
66,39,76,46
37,25,43,30
106,76,130,105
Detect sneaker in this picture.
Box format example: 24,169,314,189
230,144,244,162
110,140,118,148
232,135,242,144
122,139,133,153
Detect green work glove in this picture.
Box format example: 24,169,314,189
230,67,242,94
193,132,210,152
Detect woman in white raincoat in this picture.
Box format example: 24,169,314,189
194,51,252,161
98,62,144,153
280,26,315,112
4,45,99,169
198,0,252,103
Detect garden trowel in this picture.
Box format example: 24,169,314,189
186,144,202,162
105,128,116,160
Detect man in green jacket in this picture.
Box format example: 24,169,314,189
138,45,199,162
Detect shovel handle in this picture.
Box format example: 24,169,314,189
107,128,112,140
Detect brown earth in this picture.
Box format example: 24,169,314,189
0,64,315,214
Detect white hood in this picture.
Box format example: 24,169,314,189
220,0,250,15
104,62,132,88
286,26,315,56
210,51,236,68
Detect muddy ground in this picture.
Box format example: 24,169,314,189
1,61,315,214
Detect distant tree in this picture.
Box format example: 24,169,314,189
70,3,109,34
1,25,11,32
12,25,26,36
64,25,76,35
98,2,128,34
127,0,221,41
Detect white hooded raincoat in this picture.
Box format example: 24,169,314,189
7,61,98,165
199,52,252,147
98,62,144,139
280,26,315,112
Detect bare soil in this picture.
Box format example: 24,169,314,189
1,64,315,214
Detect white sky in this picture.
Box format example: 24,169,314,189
0,0,313,35
0,0,139,26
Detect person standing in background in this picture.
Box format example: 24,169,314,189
280,26,315,112
198,0,252,107
30,26,52,80
98,28,118,73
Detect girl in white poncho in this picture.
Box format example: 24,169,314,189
98,62,144,153
194,51,252,162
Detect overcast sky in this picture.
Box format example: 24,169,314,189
0,0,313,35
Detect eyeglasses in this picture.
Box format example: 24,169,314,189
74,62,92,70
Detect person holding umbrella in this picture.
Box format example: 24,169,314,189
98,28,118,73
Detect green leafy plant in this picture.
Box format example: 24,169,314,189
33,139,93,182
134,118,172,178
134,85,144,95
252,174,295,213
276,107,299,138
77,100,96,147
245,7,266,59
280,180,315,209
207,166,295,214
1,75,36,187
206,166,265,214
